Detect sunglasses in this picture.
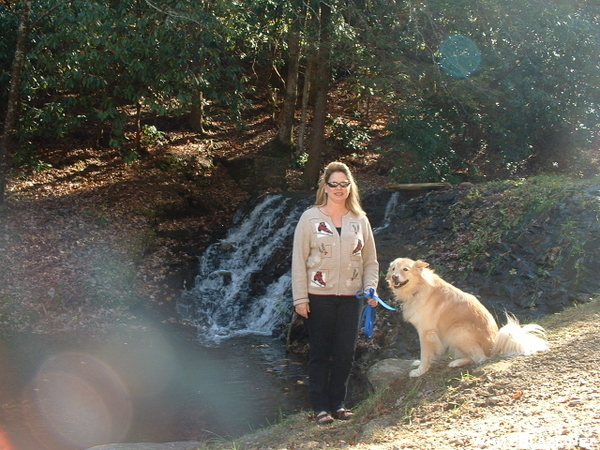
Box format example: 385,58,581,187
326,181,351,188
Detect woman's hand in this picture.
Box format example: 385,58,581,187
363,287,378,307
295,302,310,319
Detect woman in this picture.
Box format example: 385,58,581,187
291,161,379,424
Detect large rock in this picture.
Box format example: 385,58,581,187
366,358,414,390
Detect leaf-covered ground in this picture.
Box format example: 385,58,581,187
0,127,253,333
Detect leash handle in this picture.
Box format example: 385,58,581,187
361,305,375,338
356,288,397,311
358,288,397,338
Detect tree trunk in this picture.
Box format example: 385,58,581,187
0,0,32,204
190,90,206,134
303,2,332,188
297,49,316,154
135,101,142,150
274,12,302,152
297,8,320,156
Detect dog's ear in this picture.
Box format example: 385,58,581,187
414,260,429,271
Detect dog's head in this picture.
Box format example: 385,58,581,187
386,258,429,291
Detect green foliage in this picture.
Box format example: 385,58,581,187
1,0,599,182
329,117,370,153
123,150,141,164
356,0,600,181
140,125,166,149
386,105,472,183
0,4,19,106
439,176,599,267
8,0,250,147
292,151,309,169
10,140,53,172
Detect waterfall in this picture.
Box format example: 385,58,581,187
177,193,313,344
373,191,401,233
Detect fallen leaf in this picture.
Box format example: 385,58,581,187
512,390,523,399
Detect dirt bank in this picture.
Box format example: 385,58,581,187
234,298,600,450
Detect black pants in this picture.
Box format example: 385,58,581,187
306,294,362,413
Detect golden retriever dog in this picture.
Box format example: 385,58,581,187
386,258,548,377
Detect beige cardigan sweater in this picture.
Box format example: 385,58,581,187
291,207,379,305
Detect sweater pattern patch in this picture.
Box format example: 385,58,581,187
311,270,328,288
350,222,363,256
316,221,334,236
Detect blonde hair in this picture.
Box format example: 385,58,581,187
314,161,365,216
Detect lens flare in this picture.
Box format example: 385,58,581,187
0,429,13,450
23,352,132,449
98,325,178,399
439,34,482,78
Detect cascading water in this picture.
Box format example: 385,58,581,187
373,191,401,233
177,192,313,344
178,189,406,345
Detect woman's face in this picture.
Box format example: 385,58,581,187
325,171,351,205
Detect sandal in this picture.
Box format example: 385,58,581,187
315,411,334,424
334,408,354,420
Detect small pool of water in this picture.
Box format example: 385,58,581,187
0,312,311,450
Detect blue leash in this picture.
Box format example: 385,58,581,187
356,288,397,338
356,287,397,311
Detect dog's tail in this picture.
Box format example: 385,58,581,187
492,313,549,357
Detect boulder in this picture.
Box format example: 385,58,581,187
366,358,414,390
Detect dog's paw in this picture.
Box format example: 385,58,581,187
411,359,421,367
409,367,425,377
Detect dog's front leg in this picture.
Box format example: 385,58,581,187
410,330,442,377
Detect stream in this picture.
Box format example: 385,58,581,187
0,312,311,450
